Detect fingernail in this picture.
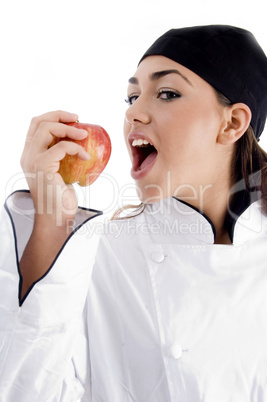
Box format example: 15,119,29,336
83,151,91,160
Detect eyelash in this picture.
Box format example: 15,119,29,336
125,89,181,105
125,94,139,105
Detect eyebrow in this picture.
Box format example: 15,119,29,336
128,69,193,86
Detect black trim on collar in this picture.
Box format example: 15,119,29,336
4,190,103,307
172,197,216,239
226,189,261,243
173,183,261,244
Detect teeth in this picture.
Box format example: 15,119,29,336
132,139,150,147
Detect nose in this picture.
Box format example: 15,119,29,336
125,97,151,126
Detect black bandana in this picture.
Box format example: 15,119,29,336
139,25,267,140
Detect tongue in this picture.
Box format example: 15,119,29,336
139,150,157,170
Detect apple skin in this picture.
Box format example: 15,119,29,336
50,122,112,186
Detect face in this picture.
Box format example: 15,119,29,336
124,55,228,204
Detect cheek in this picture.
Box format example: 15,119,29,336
180,103,221,144
123,117,128,138
159,108,219,165
123,118,129,144
123,119,132,158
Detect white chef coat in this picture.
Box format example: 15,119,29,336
0,190,267,402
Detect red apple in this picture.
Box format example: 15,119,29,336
50,122,112,186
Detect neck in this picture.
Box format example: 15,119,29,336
204,188,232,244
177,181,232,245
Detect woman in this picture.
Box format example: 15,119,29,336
1,25,267,401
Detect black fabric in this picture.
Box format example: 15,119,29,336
225,171,262,242
139,25,267,140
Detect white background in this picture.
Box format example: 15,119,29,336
1,0,267,216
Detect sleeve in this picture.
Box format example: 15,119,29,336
0,190,104,402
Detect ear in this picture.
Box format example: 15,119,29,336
217,103,252,145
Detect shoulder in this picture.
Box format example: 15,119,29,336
233,200,267,245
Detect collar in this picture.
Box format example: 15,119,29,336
146,197,215,245
145,196,267,246
231,199,267,246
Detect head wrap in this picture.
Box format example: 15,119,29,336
139,25,267,140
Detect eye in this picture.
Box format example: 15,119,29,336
125,94,139,105
157,89,181,101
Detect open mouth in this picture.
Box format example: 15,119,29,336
131,139,158,173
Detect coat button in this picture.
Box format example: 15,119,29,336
169,344,183,359
151,251,165,263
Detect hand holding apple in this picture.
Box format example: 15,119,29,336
20,112,111,300
50,122,112,186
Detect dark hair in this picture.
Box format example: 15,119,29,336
215,90,267,214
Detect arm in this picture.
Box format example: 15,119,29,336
19,110,90,298
20,215,73,298
0,111,103,400
0,192,103,401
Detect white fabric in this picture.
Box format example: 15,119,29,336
0,191,267,401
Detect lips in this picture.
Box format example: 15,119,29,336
128,133,158,179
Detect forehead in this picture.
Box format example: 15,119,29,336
128,55,216,93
